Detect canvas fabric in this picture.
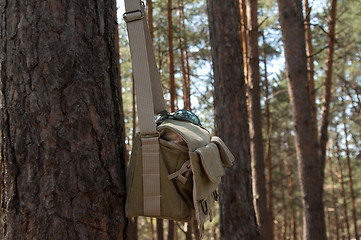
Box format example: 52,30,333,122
126,119,235,229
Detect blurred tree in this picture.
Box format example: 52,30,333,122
277,0,326,239
207,0,259,239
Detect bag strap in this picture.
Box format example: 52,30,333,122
123,0,165,216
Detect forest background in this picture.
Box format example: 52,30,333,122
0,0,360,239
118,0,360,239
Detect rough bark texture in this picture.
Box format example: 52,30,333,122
245,1,273,239
277,1,326,239
304,0,318,145
0,0,126,239
207,0,259,239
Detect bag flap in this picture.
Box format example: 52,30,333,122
195,142,225,183
211,136,235,167
157,119,210,151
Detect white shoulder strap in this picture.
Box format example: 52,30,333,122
123,0,164,216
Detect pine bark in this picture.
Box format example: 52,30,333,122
245,1,273,239
262,32,274,240
286,161,297,240
0,0,126,239
207,0,259,239
178,0,191,111
277,1,326,239
319,0,337,190
328,156,340,240
304,0,318,144
342,102,359,240
335,135,351,239
168,0,176,112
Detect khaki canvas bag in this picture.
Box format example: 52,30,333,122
123,0,235,234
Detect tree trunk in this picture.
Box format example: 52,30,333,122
178,0,191,111
150,218,155,240
0,0,126,239
286,161,296,240
168,220,175,240
280,162,288,240
185,222,192,240
168,0,176,112
262,32,274,240
341,100,359,240
127,218,138,240
304,0,318,145
319,0,337,190
335,134,351,240
192,220,200,240
207,0,259,239
157,219,165,240
245,1,273,239
328,155,340,240
277,1,326,239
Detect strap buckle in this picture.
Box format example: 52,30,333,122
123,10,144,23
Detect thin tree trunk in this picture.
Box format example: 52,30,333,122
127,218,138,240
341,100,359,240
178,0,191,111
245,1,273,239
325,206,331,240
304,0,318,144
168,220,175,240
150,218,155,240
319,0,337,189
0,0,126,238
280,163,288,240
207,0,260,239
168,0,176,112
285,160,296,240
185,222,192,240
157,219,165,240
328,155,340,240
335,134,351,240
114,0,128,164
192,220,200,240
262,32,274,240
277,1,326,239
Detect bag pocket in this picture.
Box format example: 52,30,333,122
190,142,225,228
211,136,235,167
126,133,193,221
190,142,224,201
195,142,225,183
